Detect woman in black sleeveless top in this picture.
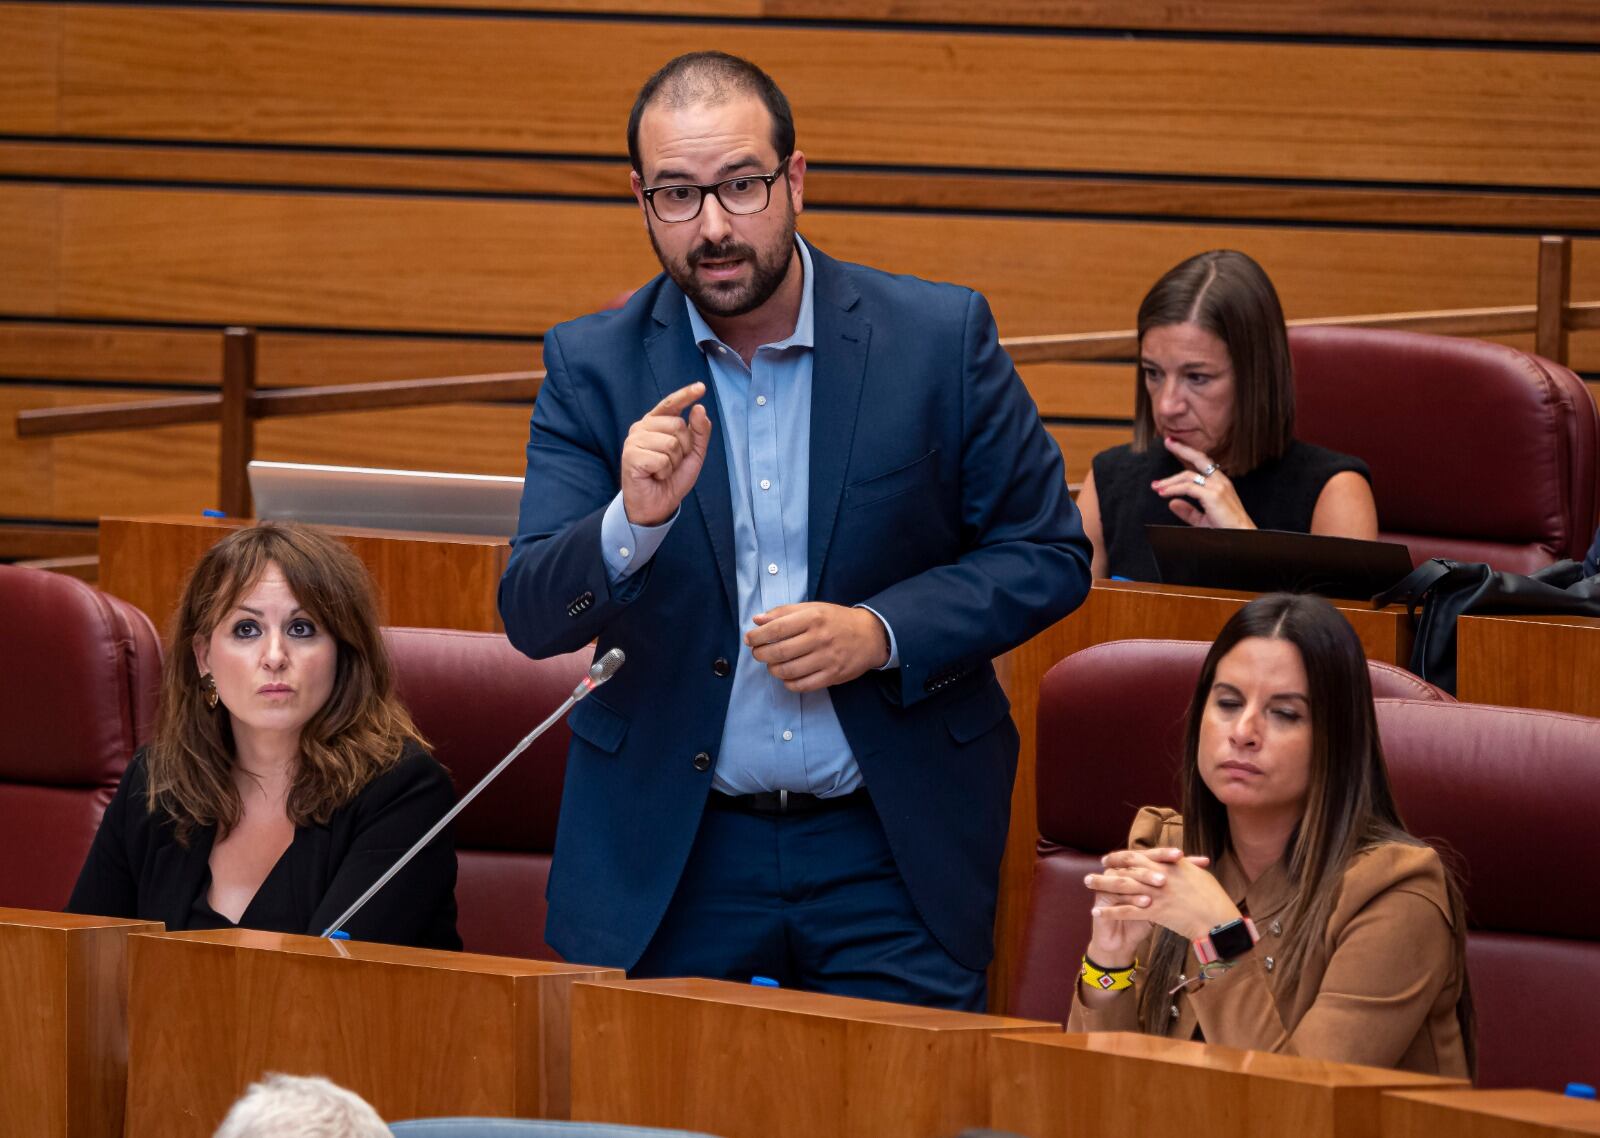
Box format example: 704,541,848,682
1079,250,1377,581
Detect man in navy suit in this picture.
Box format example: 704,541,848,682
499,51,1091,1009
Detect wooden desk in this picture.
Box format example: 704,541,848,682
570,977,1058,1138
99,514,508,633
1457,613,1600,718
988,580,1412,1010
989,1031,1462,1138
126,929,622,1138
1383,1088,1600,1138
0,907,160,1138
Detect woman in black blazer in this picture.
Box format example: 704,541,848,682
68,522,459,950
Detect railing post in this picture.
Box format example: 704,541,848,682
1535,235,1572,365
219,327,257,518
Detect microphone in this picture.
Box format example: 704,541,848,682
320,647,625,940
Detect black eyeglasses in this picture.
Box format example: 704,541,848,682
641,158,791,224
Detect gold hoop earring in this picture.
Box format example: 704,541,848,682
201,672,220,711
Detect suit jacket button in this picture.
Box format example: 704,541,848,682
712,657,731,677
692,751,712,772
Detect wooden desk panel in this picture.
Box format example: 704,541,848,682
1383,1088,1600,1138
571,977,1058,1138
126,929,622,1138
1457,614,1600,718
0,908,161,1138
988,581,1409,1010
989,1031,1461,1138
99,514,508,634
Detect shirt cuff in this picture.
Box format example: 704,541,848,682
856,604,900,670
600,494,677,583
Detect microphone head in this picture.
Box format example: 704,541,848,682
589,647,626,686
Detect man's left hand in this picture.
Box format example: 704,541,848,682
746,603,890,693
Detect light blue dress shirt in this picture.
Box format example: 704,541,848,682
597,239,896,796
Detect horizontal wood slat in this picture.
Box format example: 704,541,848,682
6,6,1593,189
235,0,1600,43
6,143,1600,232
7,185,1598,363
0,6,58,134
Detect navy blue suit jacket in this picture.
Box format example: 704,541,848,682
499,244,1091,971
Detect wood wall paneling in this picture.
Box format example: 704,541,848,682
5,144,1600,232
38,8,1600,188
33,184,1600,355
0,185,61,316
0,322,219,385
201,0,1600,42
0,386,219,518
0,5,59,135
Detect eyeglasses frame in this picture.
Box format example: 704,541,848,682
640,157,793,224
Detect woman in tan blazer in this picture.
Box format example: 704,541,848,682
1068,594,1473,1078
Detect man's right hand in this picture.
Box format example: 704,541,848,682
621,382,713,526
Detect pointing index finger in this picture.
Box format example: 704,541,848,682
650,382,708,418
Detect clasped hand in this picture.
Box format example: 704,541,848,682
746,603,890,693
1083,847,1240,968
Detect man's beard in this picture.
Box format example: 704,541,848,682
649,204,797,319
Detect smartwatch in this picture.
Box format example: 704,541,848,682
1194,916,1259,965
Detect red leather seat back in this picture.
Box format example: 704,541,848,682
1013,639,1449,1023
1293,326,1599,573
1375,698,1600,1087
383,628,591,959
0,565,160,910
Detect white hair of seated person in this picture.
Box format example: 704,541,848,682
212,1073,389,1138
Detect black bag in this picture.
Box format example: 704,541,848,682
1372,558,1600,694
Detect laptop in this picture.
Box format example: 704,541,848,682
248,461,524,538
1145,525,1415,602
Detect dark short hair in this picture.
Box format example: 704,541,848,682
626,51,795,175
1132,249,1294,473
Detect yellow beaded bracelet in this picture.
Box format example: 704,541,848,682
1080,955,1138,991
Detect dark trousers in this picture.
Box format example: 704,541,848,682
629,795,987,1011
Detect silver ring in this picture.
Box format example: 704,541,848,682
1200,463,1218,477
1192,474,1207,487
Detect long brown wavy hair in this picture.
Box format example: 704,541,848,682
145,522,424,844
1134,594,1475,1072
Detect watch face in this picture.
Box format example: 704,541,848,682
1209,919,1256,961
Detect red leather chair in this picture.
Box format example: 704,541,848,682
1375,698,1600,1088
383,627,591,960
1292,326,1599,572
1012,638,1450,1025
0,565,161,910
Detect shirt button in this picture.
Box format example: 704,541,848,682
767,563,778,575
756,395,767,406
759,479,771,491
1264,956,1275,972
618,546,630,558
712,657,731,677
782,730,793,741
1269,920,1282,936
1169,1005,1180,1020
692,751,712,772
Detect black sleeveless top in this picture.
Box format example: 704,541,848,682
1092,439,1371,582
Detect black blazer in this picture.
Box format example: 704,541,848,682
66,740,460,950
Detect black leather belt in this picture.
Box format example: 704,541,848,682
708,787,870,817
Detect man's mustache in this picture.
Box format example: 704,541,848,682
688,242,757,267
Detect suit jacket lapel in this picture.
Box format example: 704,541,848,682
643,284,738,621
806,249,871,598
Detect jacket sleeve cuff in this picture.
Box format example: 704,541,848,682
600,493,678,582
